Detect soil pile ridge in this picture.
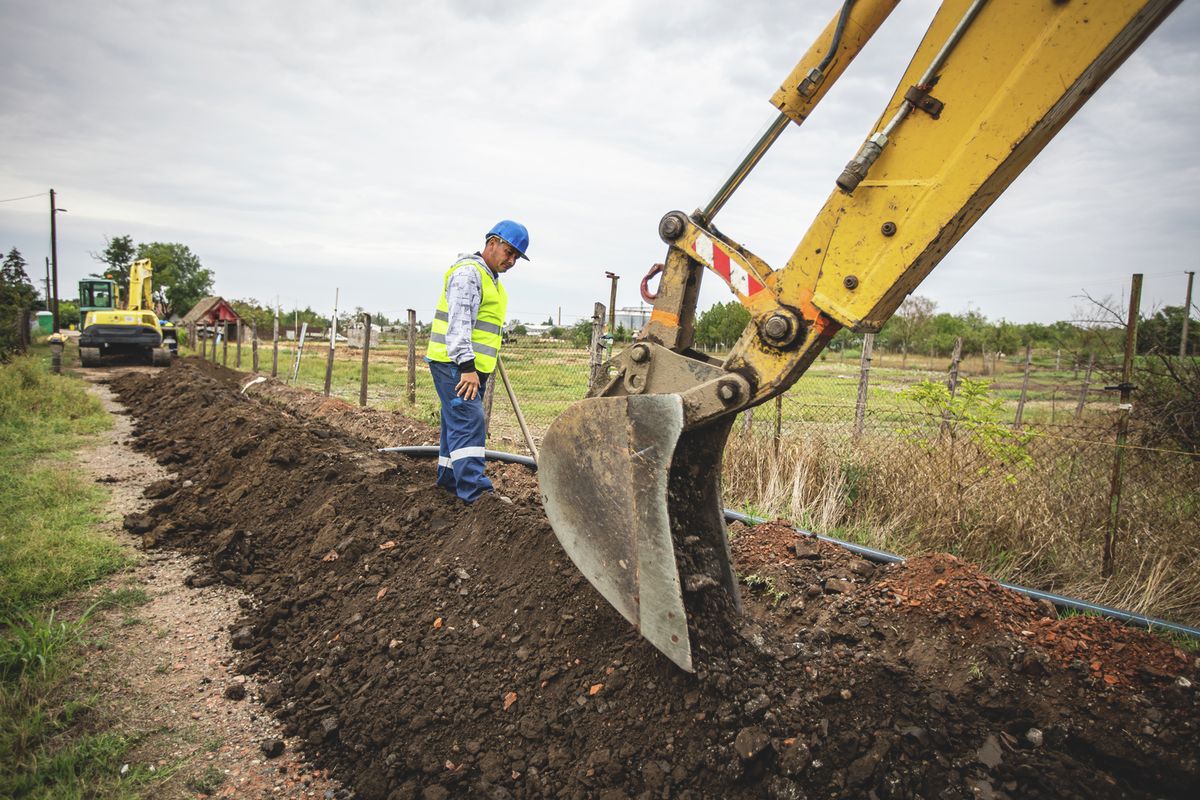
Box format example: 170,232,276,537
111,361,1198,799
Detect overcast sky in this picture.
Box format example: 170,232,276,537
2,0,1197,328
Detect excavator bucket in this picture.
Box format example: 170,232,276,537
540,394,740,672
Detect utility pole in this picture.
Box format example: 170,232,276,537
1182,271,1195,357
49,189,62,331
605,272,619,334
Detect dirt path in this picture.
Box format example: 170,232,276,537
71,371,345,799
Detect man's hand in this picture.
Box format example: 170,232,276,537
455,371,481,400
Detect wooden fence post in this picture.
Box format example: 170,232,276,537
853,333,874,439
1074,353,1095,420
1104,273,1142,578
946,337,963,396
252,323,259,373
200,324,207,360
406,309,417,405
940,336,963,437
272,316,279,378
773,395,783,459
359,313,371,407
236,319,243,368
1014,344,1033,426
222,323,229,366
324,289,338,397
588,302,607,394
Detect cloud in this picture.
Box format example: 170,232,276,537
1,0,1196,327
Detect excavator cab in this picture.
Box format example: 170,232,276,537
539,0,1181,672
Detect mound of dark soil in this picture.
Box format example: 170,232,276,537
111,360,1199,799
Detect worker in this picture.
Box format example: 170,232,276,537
425,220,530,502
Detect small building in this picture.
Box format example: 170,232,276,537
181,297,242,338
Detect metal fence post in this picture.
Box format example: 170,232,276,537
222,323,229,366
854,333,874,439
272,316,280,378
251,323,259,373
236,319,243,368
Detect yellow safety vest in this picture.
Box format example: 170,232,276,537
426,258,508,374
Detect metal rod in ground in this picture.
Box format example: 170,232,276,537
200,324,207,360
359,313,371,407
1014,343,1032,426
272,315,279,378
406,309,417,405
236,319,243,368
290,321,308,384
324,288,338,397
222,322,229,365
1104,273,1142,577
496,357,538,463
854,332,874,438
252,323,259,372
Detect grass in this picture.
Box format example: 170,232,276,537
0,348,164,799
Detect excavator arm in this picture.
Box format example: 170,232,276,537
539,0,1180,672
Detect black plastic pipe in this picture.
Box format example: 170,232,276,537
383,445,1200,641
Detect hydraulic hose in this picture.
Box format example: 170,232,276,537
383,445,1200,641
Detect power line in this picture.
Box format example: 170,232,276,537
0,192,46,204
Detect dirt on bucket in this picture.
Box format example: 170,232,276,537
111,359,1198,799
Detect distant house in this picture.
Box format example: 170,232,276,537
181,297,241,338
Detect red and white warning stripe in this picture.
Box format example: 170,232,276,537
691,232,765,298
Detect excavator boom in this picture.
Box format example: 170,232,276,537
539,0,1181,671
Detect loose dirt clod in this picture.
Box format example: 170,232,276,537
113,360,1199,799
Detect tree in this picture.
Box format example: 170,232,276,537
881,295,936,364
134,242,213,318
568,319,594,348
1,247,37,357
694,301,751,350
90,235,135,285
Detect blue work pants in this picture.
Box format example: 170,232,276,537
429,359,493,502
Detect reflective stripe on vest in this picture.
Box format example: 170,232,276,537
425,259,508,373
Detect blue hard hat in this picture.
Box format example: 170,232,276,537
487,220,530,260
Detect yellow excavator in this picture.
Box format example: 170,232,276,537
539,0,1181,671
78,259,175,367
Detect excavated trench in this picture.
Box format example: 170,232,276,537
112,359,1198,800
